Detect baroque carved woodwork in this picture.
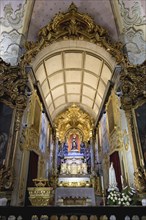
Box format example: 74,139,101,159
120,61,146,110
0,58,28,111
54,104,94,143
20,3,124,67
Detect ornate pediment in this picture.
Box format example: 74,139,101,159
54,104,94,142
21,3,124,66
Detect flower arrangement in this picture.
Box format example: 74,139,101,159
120,186,137,206
107,186,138,206
107,187,121,205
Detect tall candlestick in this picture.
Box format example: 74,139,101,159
101,176,104,191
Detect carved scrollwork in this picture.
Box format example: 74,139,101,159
21,3,125,67
54,104,94,142
0,58,28,111
120,61,146,110
0,166,14,190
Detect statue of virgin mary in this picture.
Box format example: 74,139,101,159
109,162,117,189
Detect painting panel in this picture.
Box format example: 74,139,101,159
0,103,13,167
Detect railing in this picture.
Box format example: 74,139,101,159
0,206,146,220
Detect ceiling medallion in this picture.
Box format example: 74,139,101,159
21,3,125,67
54,104,94,142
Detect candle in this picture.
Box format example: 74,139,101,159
101,176,104,191
121,175,124,187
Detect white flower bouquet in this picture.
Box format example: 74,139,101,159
107,187,121,205
107,186,138,206
120,186,138,206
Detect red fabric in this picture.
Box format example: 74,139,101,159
110,151,122,191
27,151,38,187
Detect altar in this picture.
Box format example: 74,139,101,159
55,187,96,206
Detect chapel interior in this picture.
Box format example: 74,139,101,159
0,0,146,216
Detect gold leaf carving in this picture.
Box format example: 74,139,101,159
54,104,94,142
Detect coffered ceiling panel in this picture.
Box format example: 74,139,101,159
46,94,52,108
54,96,66,108
64,53,83,68
68,94,80,103
52,85,65,100
49,72,64,89
65,70,82,83
83,72,98,89
84,54,102,75
42,80,49,98
66,84,81,94
45,55,62,76
35,64,46,85
82,86,96,98
101,64,112,84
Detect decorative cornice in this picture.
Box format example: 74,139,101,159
0,58,28,110
21,3,125,66
120,60,146,110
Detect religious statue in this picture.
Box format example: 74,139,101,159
71,135,77,150
109,162,117,189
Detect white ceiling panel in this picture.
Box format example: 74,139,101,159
54,96,66,108
65,70,82,83
49,103,55,115
46,93,52,108
45,54,62,76
93,104,99,115
64,52,82,68
49,72,64,89
82,85,95,99
66,84,81,94
82,96,93,107
95,94,102,107
35,64,46,85
67,94,80,103
84,72,98,89
101,64,112,84
52,85,65,100
98,80,105,98
84,54,102,75
41,80,49,98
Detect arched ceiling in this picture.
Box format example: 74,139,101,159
33,45,114,121
25,2,122,124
